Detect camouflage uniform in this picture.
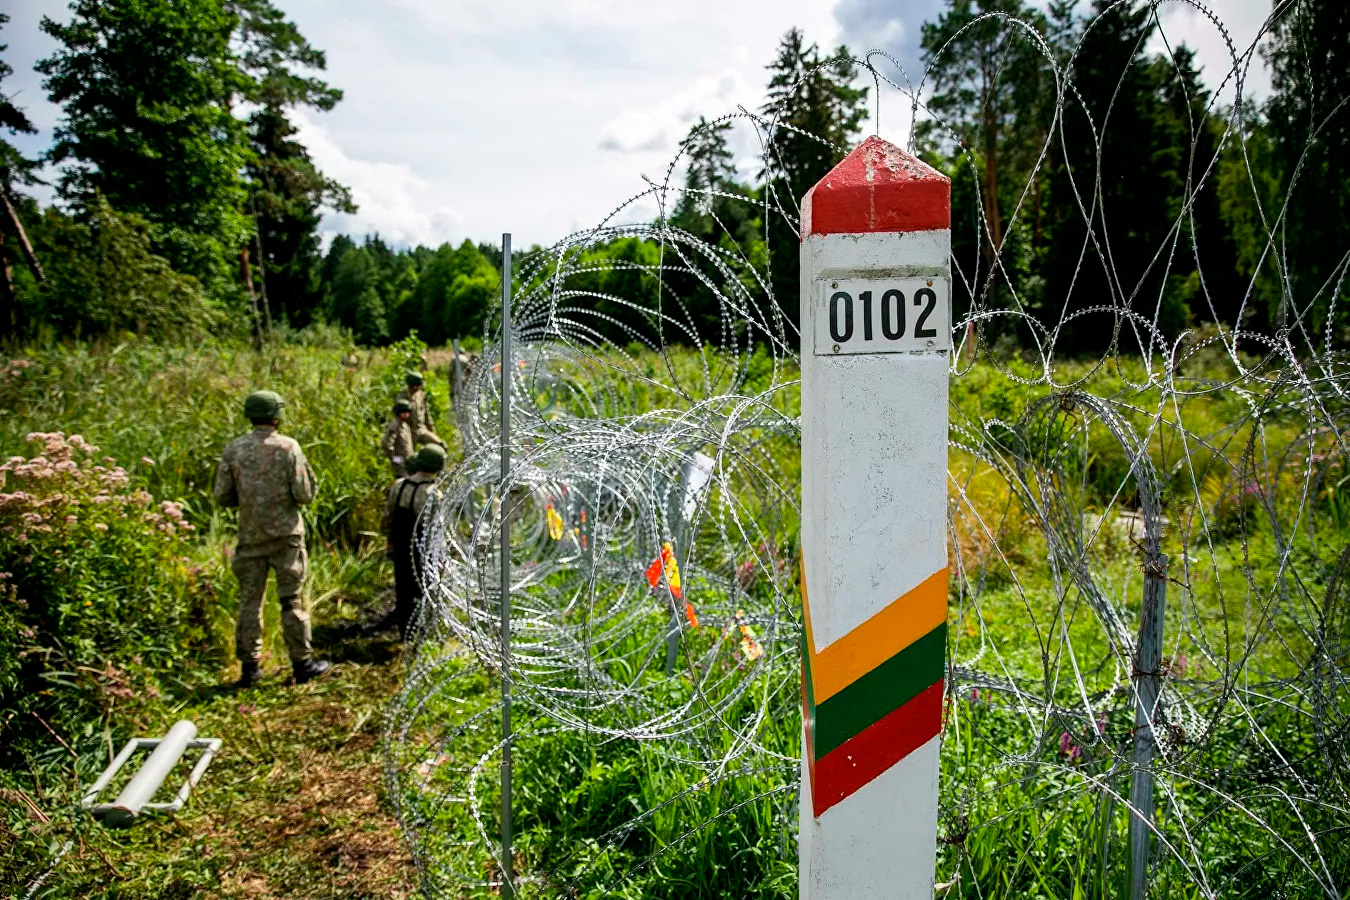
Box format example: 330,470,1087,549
381,415,415,474
382,446,443,639
396,386,444,448
213,426,318,664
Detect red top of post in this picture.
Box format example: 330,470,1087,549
801,136,950,238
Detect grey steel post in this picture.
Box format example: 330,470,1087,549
451,337,463,399
1129,530,1168,900
498,232,515,897
104,720,197,828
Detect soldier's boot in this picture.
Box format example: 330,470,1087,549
292,658,331,685
237,661,261,689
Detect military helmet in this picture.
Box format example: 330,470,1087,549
405,371,424,387
243,390,285,420
393,398,413,414
414,444,446,473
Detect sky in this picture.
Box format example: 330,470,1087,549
4,0,1278,251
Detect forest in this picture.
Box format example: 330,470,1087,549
0,0,1345,354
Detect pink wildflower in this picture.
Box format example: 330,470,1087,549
93,523,109,532
141,457,155,466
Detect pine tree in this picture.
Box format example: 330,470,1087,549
1153,46,1245,333
760,30,868,336
1039,0,1186,353
1,14,43,332
246,106,353,327
231,0,353,332
0,15,37,197
38,0,252,298
918,0,1052,336
1264,0,1350,342
667,117,763,347
674,117,737,223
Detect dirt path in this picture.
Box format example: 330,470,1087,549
9,647,418,899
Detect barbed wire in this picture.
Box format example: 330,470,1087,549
386,3,1350,896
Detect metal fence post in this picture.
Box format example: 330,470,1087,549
499,232,515,897
1129,535,1168,900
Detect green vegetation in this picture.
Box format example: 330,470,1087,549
2,0,1348,896
0,334,446,896
2,336,1348,897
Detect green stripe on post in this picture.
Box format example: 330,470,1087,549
810,624,946,759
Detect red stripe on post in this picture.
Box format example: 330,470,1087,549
802,136,950,238
810,679,944,818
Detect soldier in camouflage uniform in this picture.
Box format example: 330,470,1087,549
381,444,445,640
381,398,415,475
213,390,331,688
395,371,445,449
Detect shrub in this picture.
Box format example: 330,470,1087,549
24,197,226,340
0,432,211,754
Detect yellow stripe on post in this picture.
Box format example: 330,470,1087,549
803,568,948,703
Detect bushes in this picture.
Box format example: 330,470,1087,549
0,336,431,548
19,197,228,340
0,335,453,753
0,432,211,755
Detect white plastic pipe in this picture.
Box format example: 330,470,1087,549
103,719,197,828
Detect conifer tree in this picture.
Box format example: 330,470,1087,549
39,0,252,297
232,0,353,330
760,29,868,335
1264,0,1350,341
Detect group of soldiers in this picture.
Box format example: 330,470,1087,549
212,372,449,690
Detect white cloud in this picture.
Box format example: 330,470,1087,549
833,0,945,87
6,0,842,247
598,70,757,155
4,0,1289,249
289,109,464,247
1152,0,1276,104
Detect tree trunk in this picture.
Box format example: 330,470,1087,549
0,241,16,336
240,246,264,349
1,187,44,283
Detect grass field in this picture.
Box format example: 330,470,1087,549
3,335,1348,898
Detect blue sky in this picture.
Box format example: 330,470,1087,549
4,0,1275,249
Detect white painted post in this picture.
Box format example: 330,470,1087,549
798,136,951,899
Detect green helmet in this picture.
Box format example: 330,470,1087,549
414,444,446,473
393,398,413,414
243,390,285,420
405,371,424,387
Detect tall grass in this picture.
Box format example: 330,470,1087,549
1,332,450,547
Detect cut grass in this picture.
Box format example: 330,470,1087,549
4,651,416,900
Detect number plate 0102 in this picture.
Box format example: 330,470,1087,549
813,277,951,356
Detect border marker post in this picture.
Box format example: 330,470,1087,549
798,136,951,899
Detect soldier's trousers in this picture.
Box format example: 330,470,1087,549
232,535,313,663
